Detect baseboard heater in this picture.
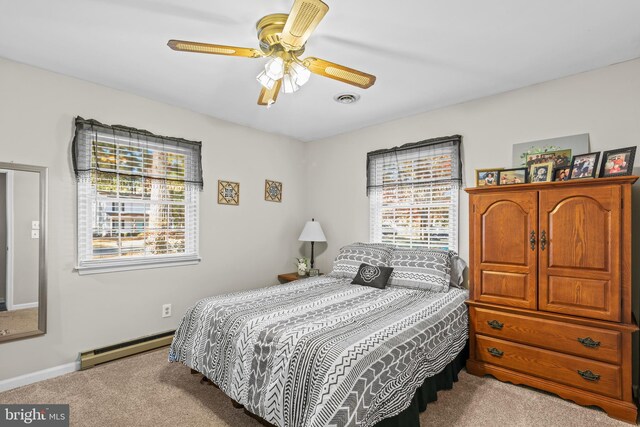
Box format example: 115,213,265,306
80,330,175,370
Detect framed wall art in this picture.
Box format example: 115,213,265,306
599,146,636,178
265,179,282,202
218,180,240,205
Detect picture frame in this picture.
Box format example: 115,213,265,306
569,152,601,180
525,149,572,170
264,179,282,202
309,268,319,277
512,133,589,167
553,166,571,182
218,180,240,205
598,146,636,178
529,162,554,183
498,168,527,185
475,168,502,187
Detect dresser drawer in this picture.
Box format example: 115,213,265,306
476,335,621,399
472,307,621,364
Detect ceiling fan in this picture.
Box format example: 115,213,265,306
167,0,376,107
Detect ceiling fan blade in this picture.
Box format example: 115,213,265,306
257,80,283,106
281,0,329,51
168,40,262,58
303,57,376,89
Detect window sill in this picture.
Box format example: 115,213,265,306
75,256,201,275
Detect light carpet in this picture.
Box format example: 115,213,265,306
0,348,634,426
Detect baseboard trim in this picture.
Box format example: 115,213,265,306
11,302,39,310
80,331,174,370
0,361,79,393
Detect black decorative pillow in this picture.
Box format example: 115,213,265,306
351,263,394,289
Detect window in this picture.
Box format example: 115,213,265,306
367,136,462,251
72,117,203,274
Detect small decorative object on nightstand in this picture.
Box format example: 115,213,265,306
309,268,319,277
296,257,309,276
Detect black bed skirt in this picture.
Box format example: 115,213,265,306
373,344,469,427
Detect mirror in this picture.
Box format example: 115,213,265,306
0,162,47,342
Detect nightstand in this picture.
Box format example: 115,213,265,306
277,272,305,283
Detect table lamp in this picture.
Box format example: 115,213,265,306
298,218,326,269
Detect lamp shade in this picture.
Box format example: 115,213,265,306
298,219,326,242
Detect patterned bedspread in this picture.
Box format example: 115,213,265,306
169,276,468,427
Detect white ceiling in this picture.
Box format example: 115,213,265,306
1,1,639,142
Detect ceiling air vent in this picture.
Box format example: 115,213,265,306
334,93,360,104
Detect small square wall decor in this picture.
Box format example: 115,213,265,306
265,179,282,202
218,180,239,205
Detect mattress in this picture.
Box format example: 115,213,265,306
169,275,468,427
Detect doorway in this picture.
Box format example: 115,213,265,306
0,170,13,313
0,172,6,311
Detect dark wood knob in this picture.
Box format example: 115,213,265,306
487,320,504,330
487,347,504,357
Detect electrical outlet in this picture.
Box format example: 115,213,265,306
31,230,39,239
162,304,172,318
32,221,40,230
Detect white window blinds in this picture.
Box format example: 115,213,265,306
367,136,462,251
72,117,203,273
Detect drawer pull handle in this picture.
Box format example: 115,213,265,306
487,347,504,358
577,369,600,382
577,337,601,348
540,230,547,251
487,320,504,330
529,230,536,251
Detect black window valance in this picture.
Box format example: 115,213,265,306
72,116,204,189
366,135,462,195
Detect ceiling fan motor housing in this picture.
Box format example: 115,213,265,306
256,14,305,55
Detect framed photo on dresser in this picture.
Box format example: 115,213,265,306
498,168,527,185
475,168,502,186
569,152,600,179
553,166,571,182
529,162,554,183
599,146,636,177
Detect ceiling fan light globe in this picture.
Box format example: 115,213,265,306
265,57,285,80
257,71,276,90
290,62,311,86
282,74,300,94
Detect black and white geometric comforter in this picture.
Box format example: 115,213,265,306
169,276,468,427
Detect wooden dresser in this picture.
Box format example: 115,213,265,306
465,176,638,423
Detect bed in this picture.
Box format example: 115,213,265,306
170,278,467,426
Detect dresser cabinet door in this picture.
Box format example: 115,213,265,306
538,185,621,321
471,191,538,309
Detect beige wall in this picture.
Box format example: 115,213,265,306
2,55,640,383
11,170,40,306
0,58,307,380
305,58,640,274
